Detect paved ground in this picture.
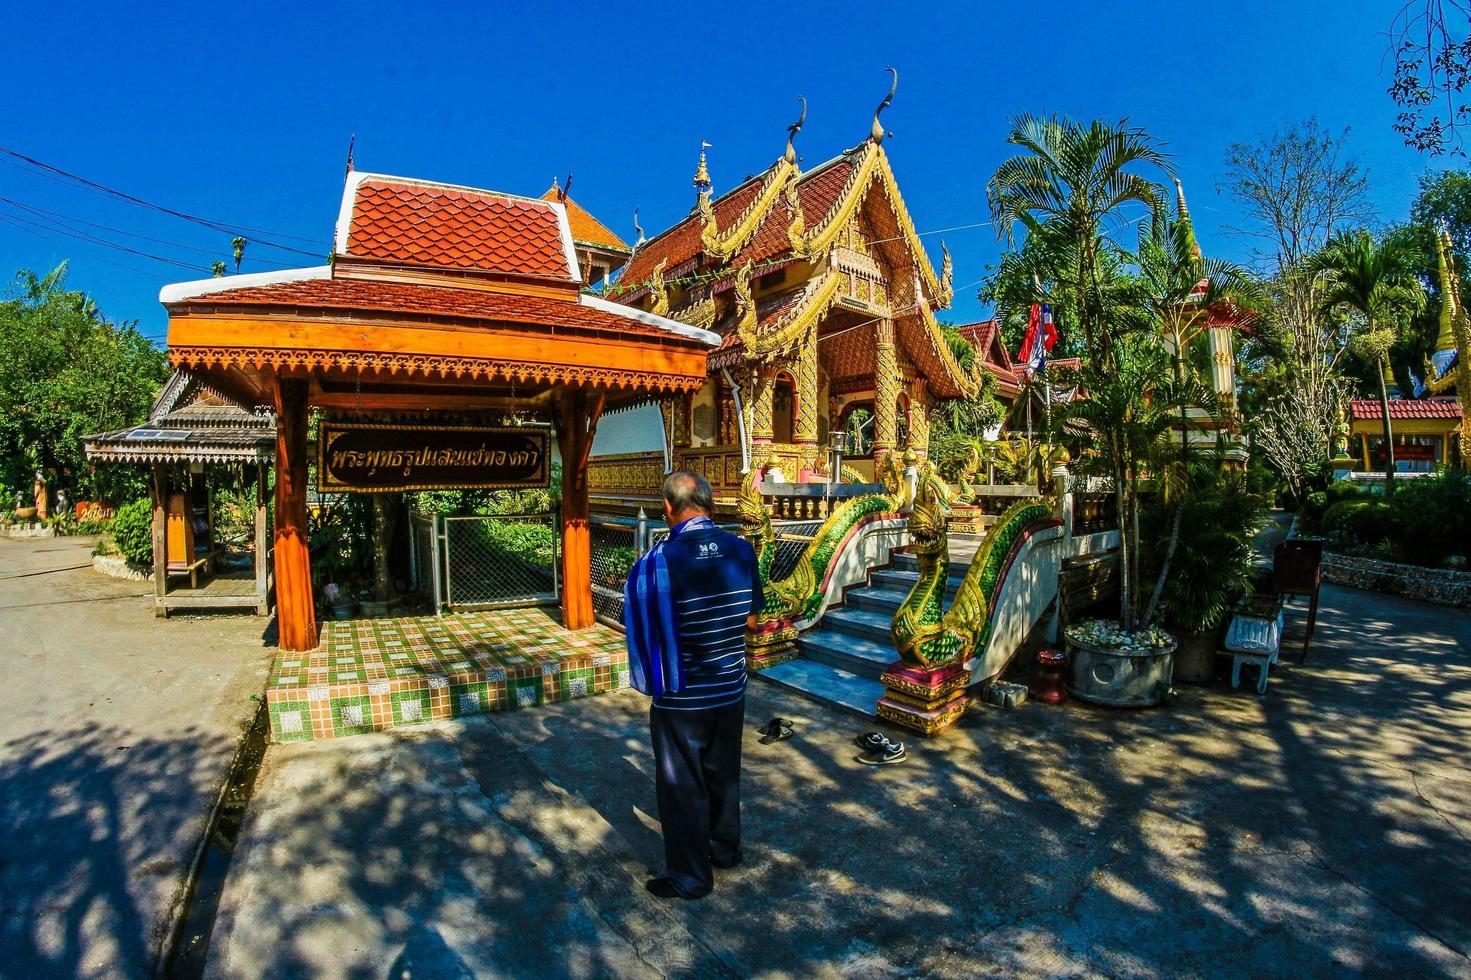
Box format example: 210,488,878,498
208,579,1471,979
0,535,273,978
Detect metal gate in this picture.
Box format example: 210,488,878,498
410,511,559,612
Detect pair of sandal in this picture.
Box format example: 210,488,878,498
757,717,794,744
854,731,906,765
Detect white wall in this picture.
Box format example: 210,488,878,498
592,404,664,456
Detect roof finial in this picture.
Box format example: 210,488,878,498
785,97,807,165
871,67,898,143
632,207,646,250
694,140,712,192
344,133,356,178
562,171,573,201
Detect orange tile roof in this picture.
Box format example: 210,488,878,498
343,176,572,280
618,155,860,294
1350,399,1463,420
169,277,699,343
539,187,629,252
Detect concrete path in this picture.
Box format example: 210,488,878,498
208,582,1471,978
0,535,273,978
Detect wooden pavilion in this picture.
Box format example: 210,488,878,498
159,171,717,651
84,369,275,616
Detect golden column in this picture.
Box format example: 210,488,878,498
751,364,776,445
794,326,820,474
907,378,931,458
873,319,899,463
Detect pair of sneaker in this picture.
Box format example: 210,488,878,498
854,731,906,765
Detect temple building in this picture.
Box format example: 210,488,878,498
591,85,986,504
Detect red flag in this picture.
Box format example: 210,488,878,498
1041,303,1057,352
1019,303,1041,371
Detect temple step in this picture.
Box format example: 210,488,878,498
888,551,974,578
868,568,966,599
819,606,900,645
756,658,885,721
795,631,894,678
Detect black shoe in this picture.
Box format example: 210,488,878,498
644,876,701,900
711,851,743,869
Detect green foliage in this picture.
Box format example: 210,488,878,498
603,546,637,583
470,519,557,567
111,498,154,565
1322,498,1392,551
309,497,374,587
0,264,169,502
1143,468,1268,633
409,482,556,517
1385,470,1471,566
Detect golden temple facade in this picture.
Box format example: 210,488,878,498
592,84,985,502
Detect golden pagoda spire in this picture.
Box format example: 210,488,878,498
693,141,712,194
1435,226,1459,356
1174,178,1202,259
871,67,898,143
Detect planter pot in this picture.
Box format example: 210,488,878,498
330,602,357,620
1173,629,1221,684
1065,632,1177,708
15,507,36,520
359,600,389,618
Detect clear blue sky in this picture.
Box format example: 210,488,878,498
0,0,1435,345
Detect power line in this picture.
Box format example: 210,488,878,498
0,204,204,271
0,194,296,269
0,145,330,257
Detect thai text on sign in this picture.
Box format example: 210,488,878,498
318,422,549,492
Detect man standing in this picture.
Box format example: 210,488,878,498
631,471,761,900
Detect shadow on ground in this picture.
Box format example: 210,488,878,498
0,724,229,977
206,583,1471,979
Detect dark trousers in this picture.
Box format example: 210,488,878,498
649,698,745,897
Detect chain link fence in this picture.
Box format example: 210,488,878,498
410,511,559,611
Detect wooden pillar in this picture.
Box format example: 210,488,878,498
908,378,932,459
873,319,899,464
272,376,317,651
151,464,167,617
254,462,270,615
556,388,605,630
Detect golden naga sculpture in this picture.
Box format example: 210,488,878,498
739,453,909,669
891,462,1055,670
935,240,954,309
733,260,759,352
646,258,670,318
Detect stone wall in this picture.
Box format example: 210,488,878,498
1321,552,1471,607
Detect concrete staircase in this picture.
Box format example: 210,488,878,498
755,534,983,720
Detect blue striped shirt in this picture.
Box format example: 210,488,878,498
650,516,762,711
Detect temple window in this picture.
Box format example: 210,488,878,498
841,403,875,457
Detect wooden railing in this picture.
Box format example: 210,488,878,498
1073,491,1118,534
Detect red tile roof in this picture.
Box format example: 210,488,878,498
618,154,859,293
1350,399,1463,420
539,187,629,252
343,176,572,280
170,276,700,343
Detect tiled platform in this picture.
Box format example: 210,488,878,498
264,608,630,743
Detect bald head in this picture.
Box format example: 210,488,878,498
662,470,713,523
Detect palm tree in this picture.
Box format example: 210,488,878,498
1308,230,1425,489
1058,334,1200,631
987,115,1170,366
231,236,247,274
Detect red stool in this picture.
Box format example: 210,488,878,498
1031,649,1068,704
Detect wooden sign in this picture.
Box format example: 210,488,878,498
318,422,549,493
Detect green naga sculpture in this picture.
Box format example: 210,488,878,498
881,461,1060,736
739,453,910,670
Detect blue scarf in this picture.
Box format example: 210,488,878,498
623,516,712,698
